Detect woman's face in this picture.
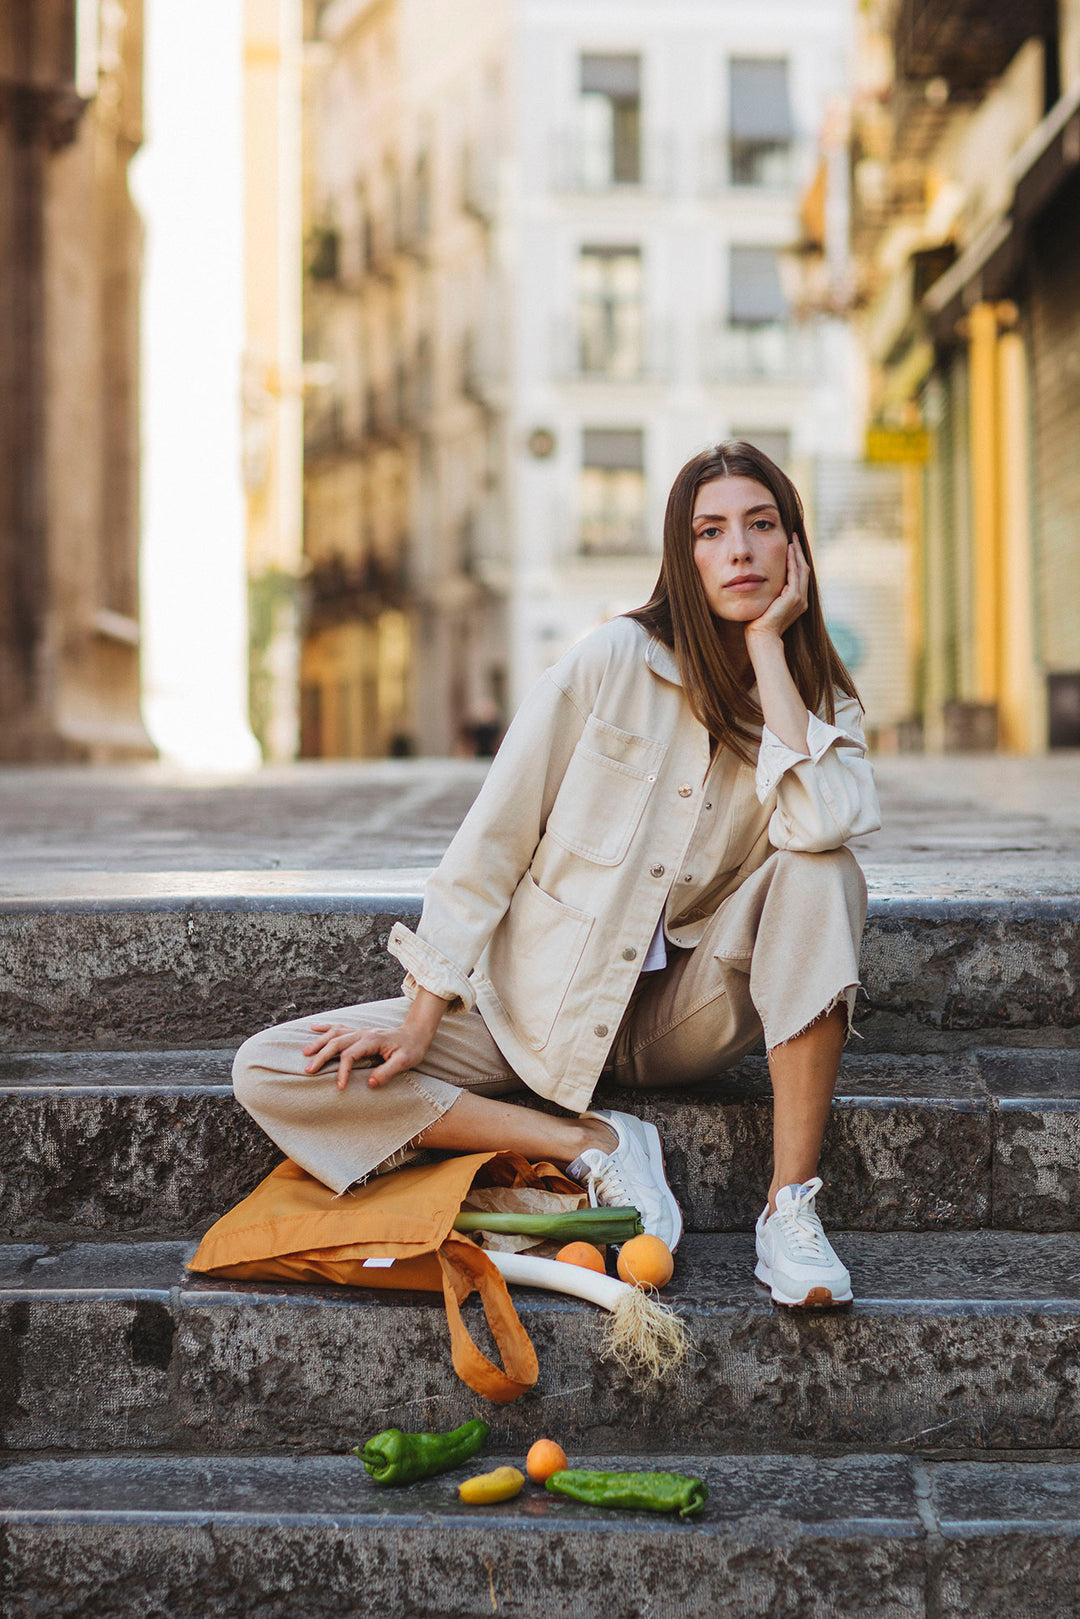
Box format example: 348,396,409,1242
691,475,790,622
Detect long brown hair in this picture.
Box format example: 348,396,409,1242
626,441,860,763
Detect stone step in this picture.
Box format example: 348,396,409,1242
0,874,1077,1052
4,1232,1080,1457
5,1450,1078,1619
3,1047,1079,1241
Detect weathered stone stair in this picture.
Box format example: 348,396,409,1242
2,878,1079,1617
2,1047,1079,1241
6,1451,1080,1618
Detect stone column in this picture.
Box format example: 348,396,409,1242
0,0,114,757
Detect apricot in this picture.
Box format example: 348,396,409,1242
554,1241,606,1274
615,1234,674,1290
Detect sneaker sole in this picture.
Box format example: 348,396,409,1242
618,1114,684,1253
754,1262,853,1309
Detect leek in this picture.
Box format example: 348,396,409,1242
452,1206,642,1242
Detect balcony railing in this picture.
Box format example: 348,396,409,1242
459,503,509,587
304,402,347,460
550,131,674,194
894,0,1053,94
701,322,818,385
462,145,498,222
304,398,376,462
697,135,805,194
305,550,412,629
552,318,672,384
461,329,505,409
576,516,651,558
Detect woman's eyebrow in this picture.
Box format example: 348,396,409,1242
693,503,778,523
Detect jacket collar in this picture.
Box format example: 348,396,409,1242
645,635,683,687
644,633,760,704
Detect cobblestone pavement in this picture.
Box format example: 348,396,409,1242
0,752,1076,899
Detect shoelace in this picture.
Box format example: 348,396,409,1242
579,1148,634,1211
773,1178,828,1260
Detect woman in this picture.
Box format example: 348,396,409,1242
234,442,880,1309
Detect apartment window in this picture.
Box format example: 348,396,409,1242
729,246,788,325
731,429,791,469
580,53,641,186
729,58,793,187
578,247,643,377
724,247,795,378
580,428,647,556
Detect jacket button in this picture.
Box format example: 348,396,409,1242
622,946,637,961
650,864,665,878
678,784,692,797
684,874,693,882
594,1023,609,1038
705,801,712,810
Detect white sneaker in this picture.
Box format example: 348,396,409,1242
754,1178,852,1308
566,1109,684,1252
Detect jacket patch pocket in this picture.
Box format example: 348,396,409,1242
487,873,594,1051
546,715,666,866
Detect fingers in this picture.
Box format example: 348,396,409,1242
361,1048,414,1089
786,541,810,611
304,1027,384,1073
300,1021,424,1092
303,1022,347,1057
338,1041,413,1092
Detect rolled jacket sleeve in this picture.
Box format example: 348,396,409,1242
755,693,881,852
388,669,590,1012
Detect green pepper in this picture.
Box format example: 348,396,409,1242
355,1418,490,1487
545,1469,707,1518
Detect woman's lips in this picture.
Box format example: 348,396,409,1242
724,576,766,591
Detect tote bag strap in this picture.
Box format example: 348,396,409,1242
436,1238,539,1403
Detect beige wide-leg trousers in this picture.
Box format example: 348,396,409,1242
233,847,867,1195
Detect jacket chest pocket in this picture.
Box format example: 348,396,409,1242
487,872,594,1051
546,715,667,866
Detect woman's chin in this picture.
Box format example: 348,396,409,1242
711,600,767,624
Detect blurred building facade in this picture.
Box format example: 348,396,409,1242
830,0,1080,752
0,0,153,761
302,0,498,757
302,0,857,756
509,0,858,706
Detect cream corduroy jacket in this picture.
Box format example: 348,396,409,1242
388,616,881,1112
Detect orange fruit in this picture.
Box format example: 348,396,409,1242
526,1438,568,1483
616,1233,674,1290
554,1241,606,1274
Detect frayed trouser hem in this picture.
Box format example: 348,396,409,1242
763,981,860,1057
334,1082,470,1198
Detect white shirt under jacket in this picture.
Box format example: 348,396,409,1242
388,615,881,1114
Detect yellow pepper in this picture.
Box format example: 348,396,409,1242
458,1465,525,1505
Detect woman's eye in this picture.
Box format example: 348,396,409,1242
699,526,720,539
753,519,776,531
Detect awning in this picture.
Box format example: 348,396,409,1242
729,59,794,143
581,55,640,99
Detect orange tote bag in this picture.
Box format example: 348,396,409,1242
188,1151,580,1403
